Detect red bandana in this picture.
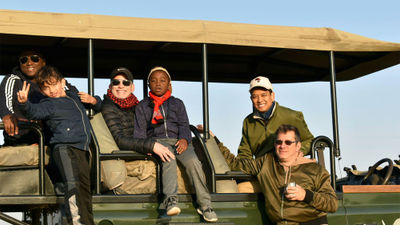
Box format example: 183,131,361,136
107,89,139,109
149,90,171,124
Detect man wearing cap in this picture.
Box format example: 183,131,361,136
101,67,175,162
209,76,313,193
237,76,314,160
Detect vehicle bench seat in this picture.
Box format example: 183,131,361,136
0,123,54,196
90,113,193,195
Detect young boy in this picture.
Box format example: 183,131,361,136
17,65,100,225
134,66,218,222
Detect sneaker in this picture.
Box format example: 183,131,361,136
166,197,181,216
197,207,218,222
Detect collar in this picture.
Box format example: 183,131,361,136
253,101,276,120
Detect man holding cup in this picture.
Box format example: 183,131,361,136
219,124,337,225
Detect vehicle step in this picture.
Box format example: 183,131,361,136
165,223,234,225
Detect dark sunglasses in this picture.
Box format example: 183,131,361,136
275,140,298,146
111,79,131,86
19,55,41,64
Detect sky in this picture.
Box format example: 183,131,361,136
0,0,399,224
0,0,399,209
1,0,399,169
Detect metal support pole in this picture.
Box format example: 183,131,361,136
329,51,341,157
88,39,94,117
329,51,340,189
202,44,210,140
143,79,148,98
88,39,101,195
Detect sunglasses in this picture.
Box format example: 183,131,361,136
275,140,298,146
19,55,41,64
111,79,131,86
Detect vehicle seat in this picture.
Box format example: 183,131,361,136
0,123,54,195
89,113,191,194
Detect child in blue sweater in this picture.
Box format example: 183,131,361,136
134,66,218,222
17,65,100,225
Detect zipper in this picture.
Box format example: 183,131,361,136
161,105,169,138
280,165,291,222
67,95,89,149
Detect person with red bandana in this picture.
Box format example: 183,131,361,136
134,66,218,222
101,67,175,162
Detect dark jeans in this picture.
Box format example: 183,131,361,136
53,145,94,225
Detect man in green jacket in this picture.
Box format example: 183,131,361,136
220,124,338,225
239,76,314,159
233,76,314,192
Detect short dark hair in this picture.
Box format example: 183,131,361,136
36,66,64,89
275,124,301,142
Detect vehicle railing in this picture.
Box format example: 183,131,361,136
311,136,336,189
189,125,257,192
217,171,254,181
0,121,46,195
189,125,217,193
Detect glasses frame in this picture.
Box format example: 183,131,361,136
111,79,131,87
274,140,298,146
19,55,41,64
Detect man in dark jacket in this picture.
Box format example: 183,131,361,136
0,50,78,146
101,67,174,162
0,50,47,145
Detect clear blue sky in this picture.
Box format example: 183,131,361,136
1,0,399,174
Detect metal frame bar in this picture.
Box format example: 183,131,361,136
311,136,336,189
202,43,210,140
189,125,216,192
329,51,341,158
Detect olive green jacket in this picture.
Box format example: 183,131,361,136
219,143,338,224
238,102,314,158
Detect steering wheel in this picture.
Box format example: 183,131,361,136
361,158,394,185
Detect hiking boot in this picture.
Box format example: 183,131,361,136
166,197,181,216
197,207,218,222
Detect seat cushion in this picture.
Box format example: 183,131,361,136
0,145,50,166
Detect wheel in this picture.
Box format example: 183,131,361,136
361,158,393,185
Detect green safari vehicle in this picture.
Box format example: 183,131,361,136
0,9,399,225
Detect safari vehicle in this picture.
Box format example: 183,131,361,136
0,9,400,225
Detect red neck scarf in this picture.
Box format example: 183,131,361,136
107,89,139,109
149,90,171,124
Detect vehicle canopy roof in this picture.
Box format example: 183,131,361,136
1,9,400,83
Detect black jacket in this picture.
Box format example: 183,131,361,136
19,90,101,151
100,95,154,154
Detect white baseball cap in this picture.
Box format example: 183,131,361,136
249,76,273,92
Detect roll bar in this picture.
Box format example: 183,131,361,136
311,136,336,189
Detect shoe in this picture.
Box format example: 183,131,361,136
197,207,218,222
166,197,181,216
